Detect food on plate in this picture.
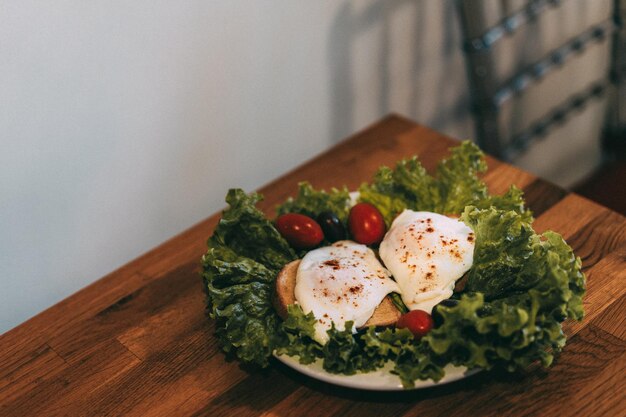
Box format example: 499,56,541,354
201,141,585,389
348,202,386,245
275,213,324,249
274,241,401,343
396,309,434,339
316,211,346,242
379,210,474,313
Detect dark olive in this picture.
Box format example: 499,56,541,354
432,298,459,327
316,211,346,242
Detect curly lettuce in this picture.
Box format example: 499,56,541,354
274,304,322,364
276,304,444,387
202,190,296,366
358,141,531,225
425,206,585,373
201,141,585,388
208,189,296,271
276,182,351,222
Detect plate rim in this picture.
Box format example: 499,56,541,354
274,351,480,391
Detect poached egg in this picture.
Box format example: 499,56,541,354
295,240,400,344
379,210,475,313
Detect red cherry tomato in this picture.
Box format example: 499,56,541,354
348,203,386,245
275,213,324,249
396,310,434,339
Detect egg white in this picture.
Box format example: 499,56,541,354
295,240,400,344
379,210,475,313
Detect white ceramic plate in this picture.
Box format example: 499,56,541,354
274,353,479,391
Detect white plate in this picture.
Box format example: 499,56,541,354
274,353,479,391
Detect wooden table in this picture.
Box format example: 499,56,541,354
1,115,625,416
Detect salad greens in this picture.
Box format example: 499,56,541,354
277,183,351,223
201,141,585,388
357,141,532,224
202,190,296,367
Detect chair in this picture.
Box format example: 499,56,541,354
457,0,625,185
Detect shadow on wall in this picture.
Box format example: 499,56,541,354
327,0,472,144
326,0,614,188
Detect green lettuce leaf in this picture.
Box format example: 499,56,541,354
358,141,526,225
425,207,585,372
320,323,387,375
436,141,488,213
475,186,534,223
276,182,351,222
362,327,445,388
522,231,585,321
275,304,323,364
202,245,280,367
357,158,438,225
461,206,536,299
202,189,297,367
277,307,445,388
209,189,296,271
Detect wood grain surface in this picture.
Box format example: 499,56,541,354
1,115,624,417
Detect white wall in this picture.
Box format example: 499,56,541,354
0,1,473,332
0,1,611,332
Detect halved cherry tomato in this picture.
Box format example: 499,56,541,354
276,213,324,249
348,203,386,245
396,310,434,339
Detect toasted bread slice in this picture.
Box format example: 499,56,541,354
273,260,401,328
